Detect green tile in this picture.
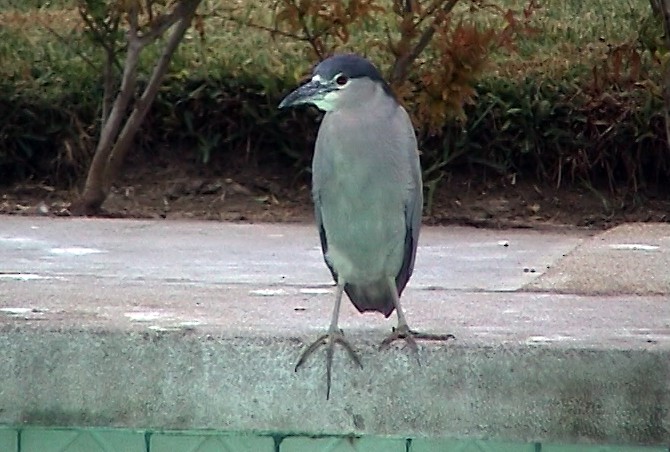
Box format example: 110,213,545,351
151,432,274,452
21,428,146,452
280,436,406,452
411,438,537,452
0,427,18,452
542,444,667,452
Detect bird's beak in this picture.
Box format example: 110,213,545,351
278,79,332,109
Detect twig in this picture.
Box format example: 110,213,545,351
389,0,460,84
38,15,99,72
77,7,124,72
221,13,313,42
293,0,324,59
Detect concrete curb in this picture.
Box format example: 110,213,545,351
1,217,669,445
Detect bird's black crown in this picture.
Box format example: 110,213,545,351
314,54,385,83
313,54,393,96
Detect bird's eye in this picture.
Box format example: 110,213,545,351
335,74,348,86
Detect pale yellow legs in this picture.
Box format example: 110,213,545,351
294,280,362,399
380,277,455,355
295,277,454,398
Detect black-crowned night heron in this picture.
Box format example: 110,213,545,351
279,54,454,398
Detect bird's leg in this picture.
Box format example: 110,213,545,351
380,278,455,359
295,279,362,399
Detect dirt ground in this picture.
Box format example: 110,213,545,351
1,152,669,230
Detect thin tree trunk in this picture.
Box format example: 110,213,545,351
73,6,143,214
103,0,200,188
72,0,201,215
660,0,670,150
101,47,115,124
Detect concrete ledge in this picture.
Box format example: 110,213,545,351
1,320,669,446
0,218,669,446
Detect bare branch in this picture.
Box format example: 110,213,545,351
138,0,192,45
38,14,98,72
146,0,155,23
79,7,124,73
658,0,670,149
73,0,204,214
78,3,143,210
103,0,201,188
389,0,459,84
294,1,324,60
221,14,313,43
660,0,670,49
101,44,116,124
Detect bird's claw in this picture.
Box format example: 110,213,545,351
295,329,362,400
380,326,419,353
379,325,455,364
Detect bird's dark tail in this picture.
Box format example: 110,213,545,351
344,281,396,318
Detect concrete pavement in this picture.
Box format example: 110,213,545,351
0,216,668,445
528,222,670,295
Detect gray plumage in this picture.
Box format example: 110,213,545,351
279,54,452,399
312,70,421,317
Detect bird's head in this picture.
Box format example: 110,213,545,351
278,54,392,112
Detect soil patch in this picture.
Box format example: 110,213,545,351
1,152,668,230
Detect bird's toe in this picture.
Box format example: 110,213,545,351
379,325,455,364
295,330,362,400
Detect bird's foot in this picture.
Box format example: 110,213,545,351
295,329,363,399
379,325,455,363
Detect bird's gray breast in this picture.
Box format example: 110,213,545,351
312,105,415,284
